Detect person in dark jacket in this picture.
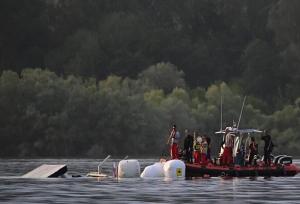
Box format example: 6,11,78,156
261,130,274,166
183,129,194,163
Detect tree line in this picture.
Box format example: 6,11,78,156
0,67,299,157
1,0,300,111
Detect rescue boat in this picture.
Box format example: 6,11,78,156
183,96,300,177
184,128,300,177
185,160,300,177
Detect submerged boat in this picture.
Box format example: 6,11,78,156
184,128,300,177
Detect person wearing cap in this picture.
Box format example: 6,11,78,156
167,124,181,159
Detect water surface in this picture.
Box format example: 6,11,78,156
0,159,300,203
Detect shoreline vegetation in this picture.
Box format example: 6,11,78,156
0,68,299,157
0,1,300,157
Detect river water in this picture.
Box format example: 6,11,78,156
0,158,300,203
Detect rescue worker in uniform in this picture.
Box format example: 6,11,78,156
167,124,180,159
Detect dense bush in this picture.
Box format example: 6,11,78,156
1,0,300,109
0,68,299,157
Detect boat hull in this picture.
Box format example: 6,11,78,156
185,163,299,177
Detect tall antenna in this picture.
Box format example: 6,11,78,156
237,96,247,129
220,95,223,131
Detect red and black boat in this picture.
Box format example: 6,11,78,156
185,128,300,177
186,160,300,177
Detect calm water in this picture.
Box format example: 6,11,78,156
0,159,300,203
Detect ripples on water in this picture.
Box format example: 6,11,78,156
0,159,300,203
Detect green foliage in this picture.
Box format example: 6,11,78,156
240,39,285,106
0,0,299,110
0,68,298,157
144,89,165,106
0,1,300,157
268,0,300,47
138,62,185,93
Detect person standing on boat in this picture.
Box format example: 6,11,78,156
183,129,194,163
261,130,274,166
248,137,258,165
167,124,180,159
235,145,245,166
200,136,208,163
193,132,201,164
221,128,234,165
206,136,211,161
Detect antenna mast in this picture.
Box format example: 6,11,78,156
237,96,247,129
220,95,223,131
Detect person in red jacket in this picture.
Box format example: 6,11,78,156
167,124,181,159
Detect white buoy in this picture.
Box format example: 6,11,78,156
118,159,140,178
163,159,185,178
141,162,165,178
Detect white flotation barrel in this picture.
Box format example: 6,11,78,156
141,162,165,178
163,159,185,178
118,159,140,178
